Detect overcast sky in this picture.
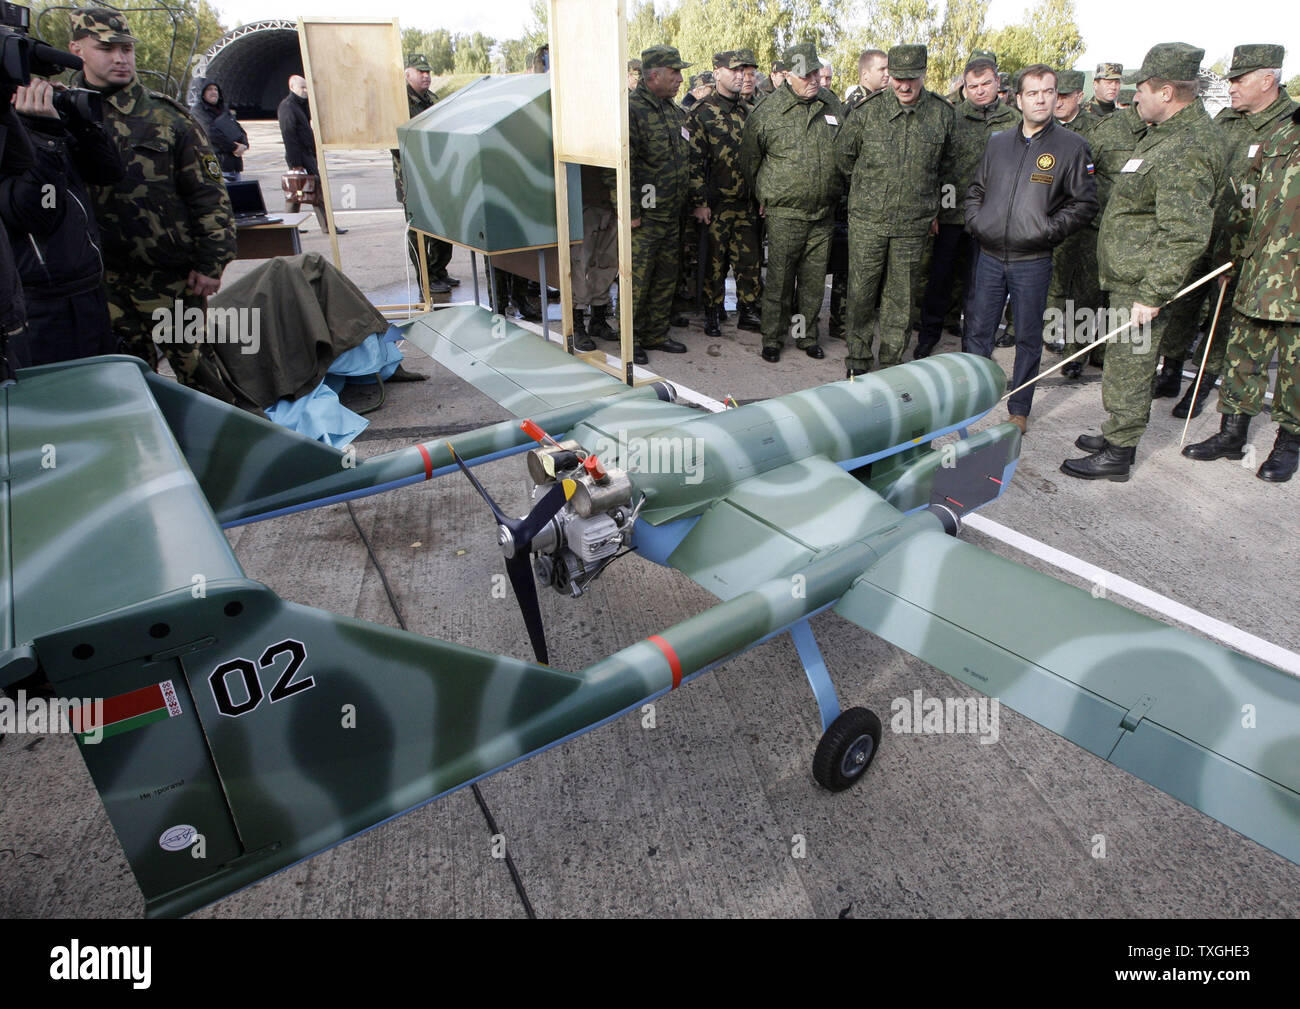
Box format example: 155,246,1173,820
209,1,1298,78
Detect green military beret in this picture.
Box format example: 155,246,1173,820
783,42,820,78
69,7,134,42
726,48,758,69
628,59,642,73
1135,42,1204,84
889,44,927,78
1226,44,1286,79
1057,69,1086,94
405,53,432,72
642,45,691,71
1094,62,1123,80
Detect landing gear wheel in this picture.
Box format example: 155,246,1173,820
812,707,882,791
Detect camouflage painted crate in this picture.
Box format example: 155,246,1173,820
398,74,583,253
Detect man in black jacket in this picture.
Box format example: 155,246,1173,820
277,75,342,234
965,64,1098,430
1,78,123,365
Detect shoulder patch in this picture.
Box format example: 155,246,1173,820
201,153,223,181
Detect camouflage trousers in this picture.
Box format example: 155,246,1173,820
1099,288,1171,447
1044,227,1103,351
1158,271,1232,376
632,216,682,347
1219,311,1300,434
702,202,762,312
761,214,832,350
106,268,235,403
845,222,926,372
570,204,618,308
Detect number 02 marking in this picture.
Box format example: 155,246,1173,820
209,638,313,718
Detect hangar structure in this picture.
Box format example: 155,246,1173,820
188,20,303,119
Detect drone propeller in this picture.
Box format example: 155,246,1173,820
447,444,573,665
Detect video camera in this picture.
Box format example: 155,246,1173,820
1,3,102,121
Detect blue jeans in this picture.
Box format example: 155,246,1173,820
964,250,1054,417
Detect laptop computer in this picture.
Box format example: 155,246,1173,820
226,180,279,226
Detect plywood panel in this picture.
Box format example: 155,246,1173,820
548,0,625,168
299,18,407,150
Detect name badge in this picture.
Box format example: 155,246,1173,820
681,126,690,141
824,114,839,125
1248,144,1260,158
1121,158,1143,172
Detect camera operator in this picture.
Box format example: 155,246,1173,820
0,75,122,365
0,96,33,376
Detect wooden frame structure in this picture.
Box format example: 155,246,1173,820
546,0,638,384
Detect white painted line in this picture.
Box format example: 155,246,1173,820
964,513,1300,677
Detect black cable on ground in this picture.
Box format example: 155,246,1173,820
346,500,537,919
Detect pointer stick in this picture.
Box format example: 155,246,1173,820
1178,277,1229,449
1000,262,1234,404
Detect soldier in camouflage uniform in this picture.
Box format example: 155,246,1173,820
629,45,693,363
1089,63,1123,120
916,52,1018,358
836,44,955,375
69,8,236,401
1165,44,1297,419
740,41,845,362
393,54,454,295
689,50,763,337
1063,44,1227,481
1184,104,1300,481
1045,69,1100,373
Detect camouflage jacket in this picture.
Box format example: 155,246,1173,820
1233,107,1300,322
394,84,437,203
1057,107,1099,136
688,88,754,209
739,84,844,221
835,87,956,236
939,97,1019,226
629,81,691,222
1088,103,1146,229
1214,91,1299,263
76,74,235,280
1087,98,1117,121
1097,99,1227,305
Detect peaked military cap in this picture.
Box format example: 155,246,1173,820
783,42,820,78
69,7,133,42
406,53,432,72
628,59,642,73
889,44,927,77
1226,44,1286,79
1094,62,1123,80
691,71,715,87
969,48,997,66
1135,42,1204,84
771,59,790,74
1057,69,1086,93
724,48,758,69
641,45,691,71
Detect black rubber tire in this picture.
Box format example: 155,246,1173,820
812,707,882,791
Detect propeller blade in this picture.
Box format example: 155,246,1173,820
446,442,510,527
515,479,573,545
505,553,549,665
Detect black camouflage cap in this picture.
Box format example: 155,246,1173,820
1057,69,1085,93
406,53,432,72
784,42,821,78
1226,44,1286,79
691,71,715,87
1094,62,1123,80
889,44,927,78
641,45,691,71
69,7,133,42
1135,42,1204,84
717,48,757,70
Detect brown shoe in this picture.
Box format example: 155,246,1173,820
1007,413,1028,435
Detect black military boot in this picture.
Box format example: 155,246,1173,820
572,307,595,352
737,304,762,333
1181,413,1250,461
1257,428,1300,482
1152,357,1183,398
588,303,617,341
1060,443,1137,481
1171,371,1218,419
703,308,721,337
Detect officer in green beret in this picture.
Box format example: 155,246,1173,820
740,41,845,362
836,43,956,374
1090,63,1123,119
1064,43,1228,481
68,7,236,400
629,45,693,363
1165,43,1296,418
